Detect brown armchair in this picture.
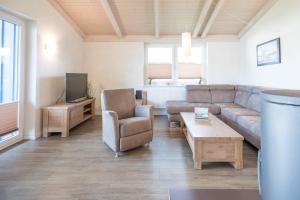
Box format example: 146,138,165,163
101,88,154,157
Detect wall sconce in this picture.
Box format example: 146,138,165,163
44,41,57,55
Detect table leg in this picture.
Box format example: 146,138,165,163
42,110,49,138
233,141,243,169
61,111,70,137
194,140,203,169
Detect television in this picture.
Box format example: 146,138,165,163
66,73,88,103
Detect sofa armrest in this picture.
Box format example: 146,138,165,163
135,105,154,127
102,110,120,152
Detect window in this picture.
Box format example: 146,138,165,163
177,47,202,85
0,18,20,141
0,19,19,103
146,47,173,85
145,44,202,86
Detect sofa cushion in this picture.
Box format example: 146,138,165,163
209,85,236,90
247,94,261,113
247,87,268,113
166,101,195,114
214,103,242,109
210,85,236,103
185,85,211,103
186,85,210,90
236,115,261,139
119,117,151,137
221,107,260,122
166,101,220,115
234,86,252,107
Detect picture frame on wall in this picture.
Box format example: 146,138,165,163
256,38,281,66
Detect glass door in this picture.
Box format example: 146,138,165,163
0,12,23,149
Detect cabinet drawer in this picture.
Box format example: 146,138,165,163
202,142,235,162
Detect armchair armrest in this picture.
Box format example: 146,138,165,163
135,105,153,118
135,105,154,128
102,110,120,152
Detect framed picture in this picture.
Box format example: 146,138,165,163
257,38,281,66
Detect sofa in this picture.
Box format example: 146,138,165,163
166,85,269,149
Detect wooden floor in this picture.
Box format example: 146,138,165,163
0,116,258,200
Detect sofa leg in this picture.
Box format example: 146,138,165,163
115,152,120,158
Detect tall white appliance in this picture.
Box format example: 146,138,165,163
260,90,300,200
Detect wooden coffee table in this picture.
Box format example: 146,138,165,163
180,112,244,169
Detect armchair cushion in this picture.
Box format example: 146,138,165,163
119,117,152,137
101,89,136,119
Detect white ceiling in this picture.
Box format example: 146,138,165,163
50,0,270,38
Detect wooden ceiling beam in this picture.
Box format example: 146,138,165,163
201,0,225,38
238,0,278,38
48,0,86,39
154,0,160,38
99,0,123,37
192,0,214,38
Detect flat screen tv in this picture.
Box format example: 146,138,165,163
66,73,88,103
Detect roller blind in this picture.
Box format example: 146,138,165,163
177,63,201,79
147,64,172,79
0,102,18,136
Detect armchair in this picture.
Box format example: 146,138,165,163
101,88,154,157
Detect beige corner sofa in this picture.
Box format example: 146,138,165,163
166,85,268,149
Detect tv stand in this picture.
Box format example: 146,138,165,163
68,97,88,103
42,98,95,137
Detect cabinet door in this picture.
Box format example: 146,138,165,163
69,106,84,128
48,110,65,131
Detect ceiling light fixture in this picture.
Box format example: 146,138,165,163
181,0,192,57
181,32,192,57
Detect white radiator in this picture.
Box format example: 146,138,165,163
144,86,185,108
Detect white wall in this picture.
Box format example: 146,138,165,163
83,39,240,113
84,42,144,114
206,40,240,84
0,0,84,139
239,0,300,89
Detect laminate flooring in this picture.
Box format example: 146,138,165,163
0,116,258,200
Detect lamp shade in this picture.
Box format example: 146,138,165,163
181,32,192,57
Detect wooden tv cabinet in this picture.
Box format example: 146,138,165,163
42,98,95,137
